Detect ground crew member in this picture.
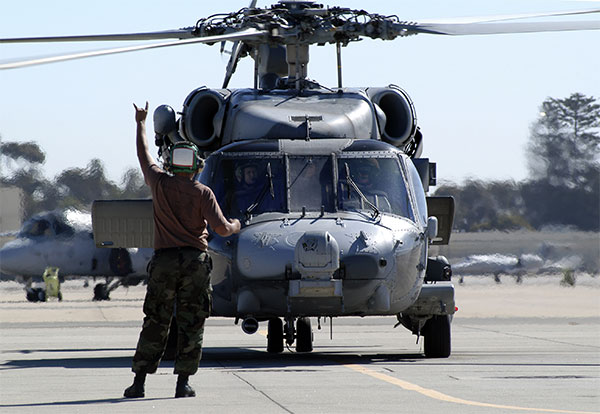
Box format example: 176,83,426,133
124,102,241,398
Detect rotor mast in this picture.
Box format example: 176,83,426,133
286,44,309,88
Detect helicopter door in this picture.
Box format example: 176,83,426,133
425,196,455,245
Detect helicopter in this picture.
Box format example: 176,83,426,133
2,2,599,358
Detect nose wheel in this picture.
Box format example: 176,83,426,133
295,317,313,353
267,318,284,353
266,317,313,353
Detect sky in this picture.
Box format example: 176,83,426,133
1,0,599,186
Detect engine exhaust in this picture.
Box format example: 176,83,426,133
241,317,259,334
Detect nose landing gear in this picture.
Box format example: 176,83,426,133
266,317,313,353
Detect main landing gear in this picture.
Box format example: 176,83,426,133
93,280,121,301
267,317,313,353
422,315,451,358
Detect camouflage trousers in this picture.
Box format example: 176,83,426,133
131,247,212,376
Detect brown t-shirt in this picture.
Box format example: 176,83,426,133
141,163,229,251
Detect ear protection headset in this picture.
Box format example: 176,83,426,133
166,142,205,173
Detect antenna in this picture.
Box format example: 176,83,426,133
336,42,343,88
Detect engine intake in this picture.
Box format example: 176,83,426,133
180,87,230,149
368,85,417,148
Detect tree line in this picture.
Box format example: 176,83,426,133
0,143,150,220
434,93,599,232
1,93,598,231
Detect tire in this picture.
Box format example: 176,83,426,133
424,315,451,358
93,283,110,301
26,291,36,302
267,318,284,353
295,317,313,353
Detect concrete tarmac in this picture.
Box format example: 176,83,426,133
1,277,599,414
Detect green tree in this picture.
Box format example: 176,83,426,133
524,93,599,230
2,136,152,219
0,139,52,218
0,140,45,166
527,93,600,190
120,168,151,199
434,180,529,231
55,159,121,209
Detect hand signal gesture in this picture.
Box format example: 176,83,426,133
133,102,149,123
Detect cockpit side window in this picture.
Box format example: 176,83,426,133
208,156,286,219
405,157,428,226
53,219,74,237
337,156,415,220
289,157,334,212
21,219,52,237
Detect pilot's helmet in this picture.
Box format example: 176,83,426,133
166,142,204,173
355,159,379,184
235,162,260,185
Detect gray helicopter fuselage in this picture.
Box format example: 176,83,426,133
199,138,431,319
92,84,453,347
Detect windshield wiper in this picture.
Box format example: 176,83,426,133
344,162,380,218
246,162,275,218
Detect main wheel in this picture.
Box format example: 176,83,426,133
423,315,451,358
267,318,284,353
93,283,110,301
295,317,313,353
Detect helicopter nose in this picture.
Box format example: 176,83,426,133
0,241,34,276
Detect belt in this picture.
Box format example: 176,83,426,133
154,246,204,255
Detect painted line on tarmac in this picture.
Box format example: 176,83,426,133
256,328,596,413
343,364,599,414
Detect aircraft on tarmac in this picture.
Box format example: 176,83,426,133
452,252,584,283
2,2,598,358
0,209,153,300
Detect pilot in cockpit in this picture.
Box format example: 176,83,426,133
237,163,259,189
232,162,262,214
355,159,378,193
346,159,392,213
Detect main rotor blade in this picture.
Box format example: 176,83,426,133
0,28,196,43
0,28,267,70
417,8,600,25
406,19,600,36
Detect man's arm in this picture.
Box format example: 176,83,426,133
133,102,155,171
214,218,241,237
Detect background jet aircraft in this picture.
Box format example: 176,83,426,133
452,252,583,283
0,209,153,300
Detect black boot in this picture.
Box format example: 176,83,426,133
124,373,146,398
175,375,195,398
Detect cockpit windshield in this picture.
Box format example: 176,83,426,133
289,157,334,212
19,214,75,238
337,156,414,220
208,157,286,219
20,219,52,237
203,152,415,221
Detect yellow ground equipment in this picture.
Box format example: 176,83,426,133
42,266,62,301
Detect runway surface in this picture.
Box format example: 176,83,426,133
1,278,599,413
